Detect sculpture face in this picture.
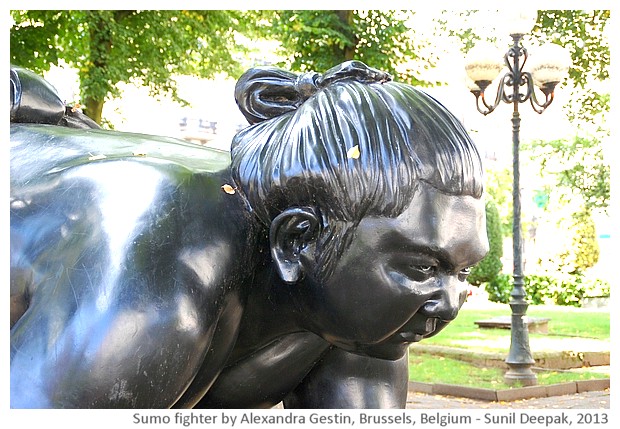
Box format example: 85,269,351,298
293,183,489,360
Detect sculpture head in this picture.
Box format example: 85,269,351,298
232,61,489,359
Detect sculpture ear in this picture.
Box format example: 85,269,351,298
269,207,321,284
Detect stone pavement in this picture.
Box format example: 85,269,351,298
406,389,610,409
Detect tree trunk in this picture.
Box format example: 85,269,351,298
334,10,357,61
83,97,104,125
80,11,118,125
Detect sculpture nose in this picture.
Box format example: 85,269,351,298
420,276,467,322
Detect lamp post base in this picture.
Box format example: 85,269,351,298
504,364,538,386
505,301,538,386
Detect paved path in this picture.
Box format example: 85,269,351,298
406,389,610,409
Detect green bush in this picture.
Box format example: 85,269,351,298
570,210,600,274
485,273,512,303
527,273,580,306
485,273,610,307
468,200,503,286
581,276,611,298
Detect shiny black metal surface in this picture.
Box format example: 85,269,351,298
10,62,488,409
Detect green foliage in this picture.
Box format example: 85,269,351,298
468,200,503,286
524,137,605,304
527,274,582,307
486,273,609,307
265,10,355,72
535,10,609,88
534,10,611,137
485,274,512,304
266,10,438,86
10,11,84,73
535,210,600,276
435,10,495,53
528,136,610,214
483,166,513,237
10,10,249,123
568,210,600,274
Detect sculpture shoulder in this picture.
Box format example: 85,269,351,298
10,123,233,186
9,126,260,408
10,123,255,307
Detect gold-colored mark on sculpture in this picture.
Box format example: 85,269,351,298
347,145,361,159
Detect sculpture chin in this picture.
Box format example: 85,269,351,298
359,343,420,361
345,318,453,361
333,334,424,361
348,342,410,361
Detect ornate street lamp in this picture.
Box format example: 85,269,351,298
464,10,571,386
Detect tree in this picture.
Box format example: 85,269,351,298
482,165,515,237
533,204,600,277
468,200,503,286
528,135,610,214
10,10,249,124
569,210,600,274
264,10,439,86
528,11,611,215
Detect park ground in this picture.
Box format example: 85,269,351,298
406,288,610,409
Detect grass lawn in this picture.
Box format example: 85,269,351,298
408,304,610,389
419,305,610,353
408,353,608,389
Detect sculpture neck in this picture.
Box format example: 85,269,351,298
227,257,308,361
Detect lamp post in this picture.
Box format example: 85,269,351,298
464,11,571,386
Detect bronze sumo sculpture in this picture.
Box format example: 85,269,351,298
10,61,489,408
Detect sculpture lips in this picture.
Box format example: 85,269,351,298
398,332,423,342
397,318,438,342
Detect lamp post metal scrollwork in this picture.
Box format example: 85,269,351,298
464,10,571,386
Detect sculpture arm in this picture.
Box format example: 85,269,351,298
192,332,330,409
283,347,409,409
10,283,216,408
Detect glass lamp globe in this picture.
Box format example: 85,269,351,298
528,43,572,92
501,9,538,36
464,43,503,91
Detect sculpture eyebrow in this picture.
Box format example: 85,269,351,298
383,229,484,270
382,230,453,266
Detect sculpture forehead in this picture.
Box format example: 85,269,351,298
397,185,485,228
356,184,488,265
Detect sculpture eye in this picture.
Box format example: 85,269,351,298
399,257,438,281
407,265,436,280
458,267,472,281
416,265,434,273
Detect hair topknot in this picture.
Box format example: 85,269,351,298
234,60,392,125
231,61,483,279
